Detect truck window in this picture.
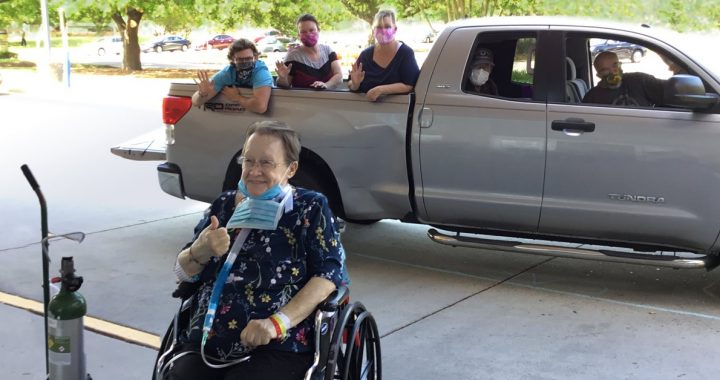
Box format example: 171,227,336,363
464,35,537,100
562,33,719,113
511,38,535,85
577,36,667,107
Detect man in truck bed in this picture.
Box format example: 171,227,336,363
192,38,273,114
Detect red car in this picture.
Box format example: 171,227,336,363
196,34,235,50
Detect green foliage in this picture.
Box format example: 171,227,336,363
151,0,198,34
0,0,57,28
341,0,384,24
0,50,18,59
511,69,532,84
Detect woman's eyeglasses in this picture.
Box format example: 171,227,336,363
237,156,285,170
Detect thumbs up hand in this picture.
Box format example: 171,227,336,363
190,215,230,262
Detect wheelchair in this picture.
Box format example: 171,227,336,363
153,285,381,380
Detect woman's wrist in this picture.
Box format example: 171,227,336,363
187,246,208,265
269,311,291,340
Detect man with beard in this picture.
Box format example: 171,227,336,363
583,51,665,107
193,38,273,114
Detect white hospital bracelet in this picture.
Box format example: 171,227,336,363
275,311,292,329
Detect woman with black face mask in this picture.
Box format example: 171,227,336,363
192,38,274,114
275,14,343,90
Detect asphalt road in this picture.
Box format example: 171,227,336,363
1,77,719,379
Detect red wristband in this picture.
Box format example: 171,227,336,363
269,315,284,339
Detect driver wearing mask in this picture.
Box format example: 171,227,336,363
468,47,498,96
192,38,273,114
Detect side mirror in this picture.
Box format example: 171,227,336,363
664,74,719,109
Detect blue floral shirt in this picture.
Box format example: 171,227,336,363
179,188,344,361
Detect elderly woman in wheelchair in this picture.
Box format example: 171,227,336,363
156,121,380,380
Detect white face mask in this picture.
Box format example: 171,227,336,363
470,68,490,86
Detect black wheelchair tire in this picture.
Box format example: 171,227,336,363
326,302,382,380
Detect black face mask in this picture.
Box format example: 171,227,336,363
235,61,255,71
235,61,255,81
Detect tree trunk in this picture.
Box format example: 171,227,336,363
111,7,143,72
0,29,9,53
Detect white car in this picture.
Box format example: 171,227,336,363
92,37,123,56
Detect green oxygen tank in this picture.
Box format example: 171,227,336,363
47,257,88,380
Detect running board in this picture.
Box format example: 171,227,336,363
427,229,717,270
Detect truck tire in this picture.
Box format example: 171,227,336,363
631,49,643,63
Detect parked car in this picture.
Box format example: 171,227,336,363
196,34,235,50
256,36,295,53
142,35,191,53
253,30,283,43
423,31,438,43
591,39,647,62
113,17,720,272
91,36,123,56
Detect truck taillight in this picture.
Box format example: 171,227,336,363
163,96,192,125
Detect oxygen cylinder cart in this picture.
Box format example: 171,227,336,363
21,164,92,380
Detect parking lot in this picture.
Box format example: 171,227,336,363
1,74,720,379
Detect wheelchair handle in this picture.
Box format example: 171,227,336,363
318,286,349,312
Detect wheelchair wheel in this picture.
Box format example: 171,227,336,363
153,296,195,380
152,321,175,380
326,302,382,380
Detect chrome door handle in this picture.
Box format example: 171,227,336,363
551,118,595,136
419,107,434,128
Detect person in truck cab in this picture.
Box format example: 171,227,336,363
468,47,499,95
348,9,420,101
275,13,343,90
582,51,665,107
193,38,274,114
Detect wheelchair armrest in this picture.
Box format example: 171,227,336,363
318,285,349,312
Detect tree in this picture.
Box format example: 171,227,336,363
151,0,198,35
67,1,163,72
0,0,44,28
340,0,383,25
392,0,446,30
73,6,112,33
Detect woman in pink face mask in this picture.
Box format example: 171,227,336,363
275,14,343,90
348,9,420,101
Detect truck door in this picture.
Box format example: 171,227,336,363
415,28,548,232
539,29,720,251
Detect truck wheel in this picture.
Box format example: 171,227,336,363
631,49,643,63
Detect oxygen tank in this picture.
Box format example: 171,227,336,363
47,257,88,380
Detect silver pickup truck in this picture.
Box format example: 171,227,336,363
113,17,720,270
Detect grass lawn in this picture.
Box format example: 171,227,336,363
9,35,99,49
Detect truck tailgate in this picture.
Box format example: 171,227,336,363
110,128,167,161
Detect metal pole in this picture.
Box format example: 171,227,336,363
59,8,70,88
20,165,50,376
39,0,52,77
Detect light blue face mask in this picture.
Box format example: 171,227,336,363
226,180,293,230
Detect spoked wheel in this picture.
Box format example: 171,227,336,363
326,302,382,380
152,321,176,380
